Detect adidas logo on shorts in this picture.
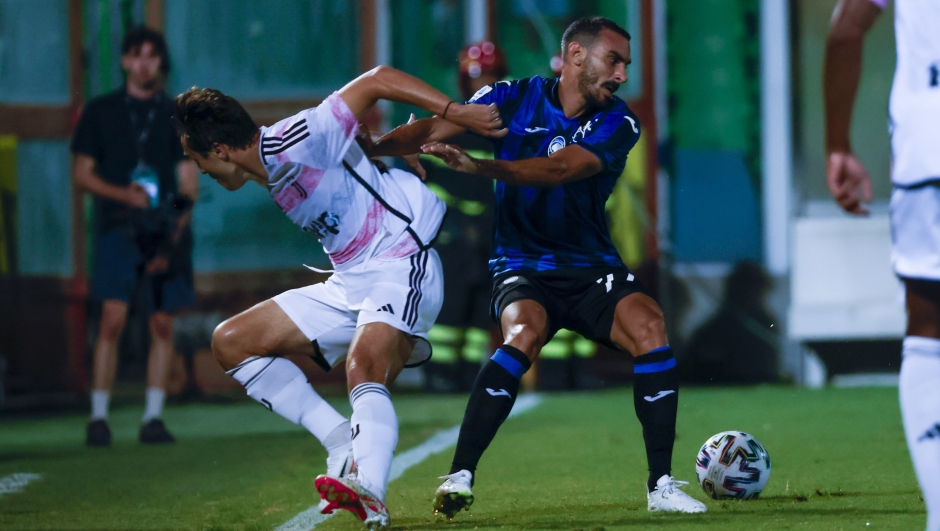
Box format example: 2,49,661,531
377,304,395,314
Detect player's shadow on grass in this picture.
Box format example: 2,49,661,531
397,505,922,530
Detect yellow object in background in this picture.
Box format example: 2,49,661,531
606,133,649,270
0,135,17,275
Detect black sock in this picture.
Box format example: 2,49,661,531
633,346,679,492
450,344,531,482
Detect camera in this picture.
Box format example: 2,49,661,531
132,193,194,261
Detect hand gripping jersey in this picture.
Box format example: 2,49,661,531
260,93,446,270
466,76,641,275
873,0,940,186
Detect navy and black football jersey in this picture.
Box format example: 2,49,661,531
466,76,641,276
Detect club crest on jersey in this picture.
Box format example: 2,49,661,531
548,136,566,155
304,211,340,239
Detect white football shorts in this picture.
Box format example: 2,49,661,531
273,249,443,371
891,183,940,281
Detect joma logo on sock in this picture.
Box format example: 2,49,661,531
351,424,361,440
486,388,511,398
643,390,675,402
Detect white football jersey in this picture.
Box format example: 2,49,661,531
260,93,446,270
878,0,940,186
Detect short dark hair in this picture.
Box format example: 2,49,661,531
561,17,631,57
174,87,258,156
121,25,171,76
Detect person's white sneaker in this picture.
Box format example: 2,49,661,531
433,470,474,519
647,475,707,513
325,447,356,479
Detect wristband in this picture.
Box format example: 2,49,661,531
442,101,454,119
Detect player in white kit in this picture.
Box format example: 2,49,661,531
173,66,504,530
825,1,940,528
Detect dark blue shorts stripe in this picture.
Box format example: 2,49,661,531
492,349,526,379
634,357,677,374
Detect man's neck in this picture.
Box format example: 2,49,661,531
557,73,589,119
234,134,270,185
126,81,158,101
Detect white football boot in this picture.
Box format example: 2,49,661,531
316,474,390,530
325,446,356,479
647,475,707,513
433,470,474,519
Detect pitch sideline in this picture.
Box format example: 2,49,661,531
276,393,543,531
0,473,42,497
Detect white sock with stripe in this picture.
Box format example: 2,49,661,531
349,382,398,502
900,336,940,531
227,356,347,446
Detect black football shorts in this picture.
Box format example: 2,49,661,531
490,266,648,350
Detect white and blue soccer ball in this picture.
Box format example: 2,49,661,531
695,431,771,500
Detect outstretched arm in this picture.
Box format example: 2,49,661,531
337,66,503,137
823,0,883,215
368,116,466,158
420,142,603,187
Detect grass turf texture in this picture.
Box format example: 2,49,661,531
0,386,923,530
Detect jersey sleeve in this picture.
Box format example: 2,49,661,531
573,109,641,176
464,78,530,113
71,101,102,159
261,92,358,169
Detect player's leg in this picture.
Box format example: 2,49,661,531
900,279,940,531
449,299,545,478
891,185,940,530
609,293,677,488
605,284,704,513
337,322,413,506
212,300,351,466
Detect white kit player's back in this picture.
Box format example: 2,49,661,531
888,0,940,186
259,93,445,270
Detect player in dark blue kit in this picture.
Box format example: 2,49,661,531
371,17,706,516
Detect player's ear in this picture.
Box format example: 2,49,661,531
567,41,584,67
213,143,229,161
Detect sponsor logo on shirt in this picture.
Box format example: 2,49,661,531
304,211,341,239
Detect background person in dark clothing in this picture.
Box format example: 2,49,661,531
71,26,198,446
422,41,505,393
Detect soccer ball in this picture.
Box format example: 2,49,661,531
695,431,771,500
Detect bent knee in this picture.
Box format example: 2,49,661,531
211,319,245,370
502,325,543,361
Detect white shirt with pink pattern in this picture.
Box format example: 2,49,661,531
260,93,445,271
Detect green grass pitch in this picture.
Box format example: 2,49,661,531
0,386,924,530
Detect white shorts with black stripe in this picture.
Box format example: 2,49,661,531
273,249,443,371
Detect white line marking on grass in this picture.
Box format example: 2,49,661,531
0,473,41,496
276,394,543,531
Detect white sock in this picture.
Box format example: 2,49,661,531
323,420,352,460
142,387,166,422
227,356,347,444
349,383,398,502
90,390,110,420
900,336,940,531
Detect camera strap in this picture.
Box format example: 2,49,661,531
126,92,160,164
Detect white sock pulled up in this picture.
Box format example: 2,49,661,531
900,336,940,531
90,390,110,420
142,387,166,423
227,356,347,445
349,382,398,502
